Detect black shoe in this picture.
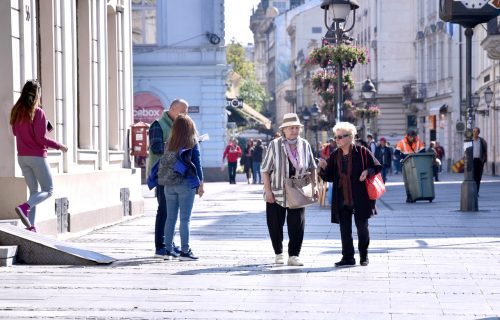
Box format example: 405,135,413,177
334,258,356,267
406,197,412,203
360,257,369,266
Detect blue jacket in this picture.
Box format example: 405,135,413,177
147,159,160,190
174,144,203,189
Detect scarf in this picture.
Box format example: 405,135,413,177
284,139,303,172
337,145,353,206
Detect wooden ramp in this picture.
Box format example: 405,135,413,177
0,223,115,265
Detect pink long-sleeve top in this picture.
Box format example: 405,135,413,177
12,107,63,158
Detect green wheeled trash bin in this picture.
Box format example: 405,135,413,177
402,153,435,203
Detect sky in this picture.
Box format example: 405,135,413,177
225,0,261,46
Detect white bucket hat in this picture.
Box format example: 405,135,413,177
279,113,303,129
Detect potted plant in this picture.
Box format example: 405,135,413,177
308,44,368,70
311,71,336,91
307,45,335,68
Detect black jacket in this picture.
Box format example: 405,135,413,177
319,145,382,223
375,146,393,169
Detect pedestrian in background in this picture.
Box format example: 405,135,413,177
375,137,393,183
472,127,488,195
366,133,377,155
435,141,445,173
222,138,242,184
427,141,440,182
10,80,68,232
321,138,337,160
242,139,254,184
147,99,187,258
251,139,264,184
318,122,381,267
261,113,318,266
158,114,204,260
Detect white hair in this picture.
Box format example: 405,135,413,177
332,122,357,144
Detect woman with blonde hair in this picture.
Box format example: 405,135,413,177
318,122,381,267
261,113,318,266
158,114,204,260
10,80,68,232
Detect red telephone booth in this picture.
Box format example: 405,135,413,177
130,122,149,157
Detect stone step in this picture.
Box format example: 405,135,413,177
0,245,18,267
0,224,115,265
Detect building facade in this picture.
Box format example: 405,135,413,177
0,0,143,235
132,0,228,181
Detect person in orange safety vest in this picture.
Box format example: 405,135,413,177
395,129,425,203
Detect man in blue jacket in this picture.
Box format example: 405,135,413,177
147,99,188,258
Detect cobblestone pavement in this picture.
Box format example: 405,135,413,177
1,172,500,319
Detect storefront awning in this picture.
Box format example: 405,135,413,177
238,103,272,130
429,104,448,115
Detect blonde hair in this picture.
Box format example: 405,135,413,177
332,122,357,144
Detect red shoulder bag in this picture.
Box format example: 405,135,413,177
361,147,386,200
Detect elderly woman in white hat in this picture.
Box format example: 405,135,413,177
261,113,318,266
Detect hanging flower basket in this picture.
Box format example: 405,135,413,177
366,105,381,118
307,44,368,70
311,71,355,93
353,107,367,118
343,100,354,110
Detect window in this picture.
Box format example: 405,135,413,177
132,0,157,45
312,27,322,34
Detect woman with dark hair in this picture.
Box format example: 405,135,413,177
318,122,381,267
158,114,204,260
10,80,68,232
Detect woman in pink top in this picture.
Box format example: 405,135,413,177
10,80,68,232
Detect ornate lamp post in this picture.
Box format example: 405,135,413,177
301,106,311,139
320,0,359,124
440,0,499,212
360,78,377,140
310,103,320,157
483,86,494,117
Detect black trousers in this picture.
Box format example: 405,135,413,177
473,158,484,193
266,202,305,256
154,185,167,250
339,206,370,260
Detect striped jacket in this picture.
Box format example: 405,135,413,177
261,137,317,207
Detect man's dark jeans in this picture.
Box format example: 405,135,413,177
228,162,237,183
155,185,167,250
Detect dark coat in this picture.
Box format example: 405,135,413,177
319,145,382,224
375,146,393,169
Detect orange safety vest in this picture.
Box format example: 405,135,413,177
396,136,425,155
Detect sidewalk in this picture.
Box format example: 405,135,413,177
0,173,499,319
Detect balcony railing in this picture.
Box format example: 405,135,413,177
402,82,427,104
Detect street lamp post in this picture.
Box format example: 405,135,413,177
439,0,500,212
321,0,359,124
302,106,311,140
361,78,377,140
310,103,320,157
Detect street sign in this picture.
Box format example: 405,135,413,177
226,98,243,108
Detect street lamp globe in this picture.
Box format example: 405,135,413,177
471,92,480,110
484,86,494,106
321,0,359,23
361,78,377,101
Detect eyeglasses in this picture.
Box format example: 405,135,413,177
335,133,351,140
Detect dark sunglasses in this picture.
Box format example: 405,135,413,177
335,133,351,140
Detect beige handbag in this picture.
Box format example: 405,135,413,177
284,173,316,209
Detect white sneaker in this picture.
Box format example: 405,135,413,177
275,254,284,264
287,256,303,266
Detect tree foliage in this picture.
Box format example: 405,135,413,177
226,42,270,113
226,43,254,80
238,79,269,113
